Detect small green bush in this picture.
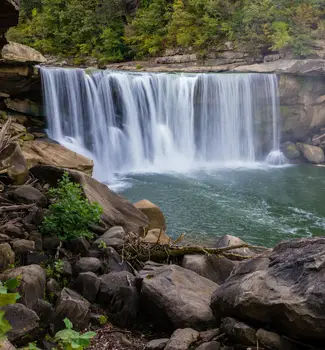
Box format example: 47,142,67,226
41,172,103,241
55,318,96,350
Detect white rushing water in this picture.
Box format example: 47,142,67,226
41,68,286,184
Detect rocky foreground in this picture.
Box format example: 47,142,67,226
0,138,323,350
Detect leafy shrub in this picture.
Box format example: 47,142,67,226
0,278,20,339
41,172,102,241
55,318,96,350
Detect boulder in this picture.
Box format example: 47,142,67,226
297,143,325,164
97,271,139,327
215,235,256,257
74,272,100,302
0,264,46,309
0,143,28,185
4,303,39,342
31,165,149,233
220,317,256,346
139,262,217,330
142,228,171,245
281,141,301,160
23,141,94,175
145,339,169,350
134,199,166,231
165,328,199,350
74,257,102,274
2,42,46,64
182,255,236,284
210,237,325,343
12,239,35,254
5,98,43,118
0,243,15,272
55,288,90,330
9,185,47,207
93,226,125,250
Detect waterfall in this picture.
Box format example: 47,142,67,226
40,68,285,184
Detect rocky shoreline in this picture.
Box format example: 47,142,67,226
0,152,323,350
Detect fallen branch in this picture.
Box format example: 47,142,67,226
0,203,35,212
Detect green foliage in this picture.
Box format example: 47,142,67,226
7,0,325,60
55,318,96,350
23,342,42,350
98,315,107,326
41,172,102,241
98,241,107,250
0,278,21,340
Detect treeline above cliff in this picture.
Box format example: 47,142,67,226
7,0,325,64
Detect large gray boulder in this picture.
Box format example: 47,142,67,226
0,264,46,309
210,237,325,343
139,262,217,330
93,226,125,250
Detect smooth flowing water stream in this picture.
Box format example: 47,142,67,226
40,68,325,247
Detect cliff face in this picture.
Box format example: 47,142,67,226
0,0,19,53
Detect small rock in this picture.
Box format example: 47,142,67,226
24,207,44,226
256,329,282,350
165,328,199,350
196,342,221,350
64,238,90,256
0,243,15,272
62,260,72,277
0,264,46,309
4,303,39,342
142,229,171,245
43,236,60,251
47,278,61,297
34,299,55,326
199,329,220,343
145,338,169,350
134,199,166,230
97,271,139,327
74,272,100,302
1,222,26,239
12,239,35,254
55,288,90,330
28,231,43,250
9,185,47,207
93,226,126,250
74,257,102,274
104,246,131,273
215,235,255,257
220,317,256,346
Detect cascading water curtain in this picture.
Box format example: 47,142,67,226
41,68,285,184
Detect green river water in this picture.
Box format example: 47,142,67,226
121,164,325,247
